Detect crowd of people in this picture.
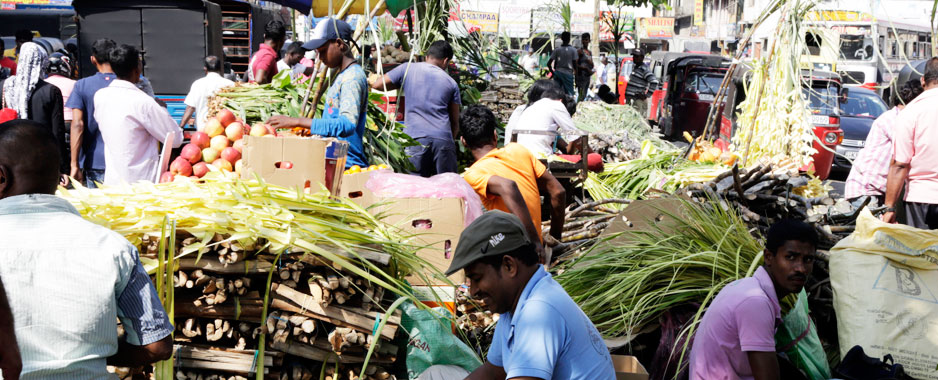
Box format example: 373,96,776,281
3,13,938,380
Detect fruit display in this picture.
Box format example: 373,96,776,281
161,111,280,183
343,164,390,176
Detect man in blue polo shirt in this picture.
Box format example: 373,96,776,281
369,40,461,177
67,38,116,188
438,211,615,380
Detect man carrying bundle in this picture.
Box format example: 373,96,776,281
459,105,567,263
689,219,817,380
0,119,174,378
419,210,616,380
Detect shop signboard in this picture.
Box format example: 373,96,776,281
499,4,531,38
459,10,499,33
599,11,634,41
694,0,704,26
637,17,674,39
572,12,593,34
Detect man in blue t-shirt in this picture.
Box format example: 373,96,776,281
66,38,116,188
437,211,616,380
370,40,461,177
268,18,368,169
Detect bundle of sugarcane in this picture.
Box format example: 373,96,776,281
572,102,672,162
542,199,632,249
60,175,448,380
555,198,763,351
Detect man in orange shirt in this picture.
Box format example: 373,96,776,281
460,105,566,263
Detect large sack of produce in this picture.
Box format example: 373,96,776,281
829,210,938,380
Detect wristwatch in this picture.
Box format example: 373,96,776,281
884,205,897,213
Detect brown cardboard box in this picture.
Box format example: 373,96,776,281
337,170,379,206
611,355,649,380
373,197,466,285
337,171,467,284
241,136,347,195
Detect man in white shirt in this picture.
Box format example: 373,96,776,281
179,55,234,130
276,42,315,82
94,44,183,185
521,49,539,74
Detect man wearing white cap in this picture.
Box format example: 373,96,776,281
267,18,369,169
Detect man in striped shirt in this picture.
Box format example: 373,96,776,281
0,119,173,379
844,80,923,209
624,49,659,117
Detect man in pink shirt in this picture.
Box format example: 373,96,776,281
247,20,285,84
689,219,817,380
883,57,938,229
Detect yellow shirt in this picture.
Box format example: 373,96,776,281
463,143,547,240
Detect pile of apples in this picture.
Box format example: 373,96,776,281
161,109,276,183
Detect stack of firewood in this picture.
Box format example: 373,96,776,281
479,78,525,122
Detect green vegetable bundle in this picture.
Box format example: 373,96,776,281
556,198,763,346
211,71,305,124
365,93,418,173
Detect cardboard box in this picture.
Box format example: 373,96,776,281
373,197,466,285
611,355,649,380
241,136,348,195
337,170,379,206
337,171,467,285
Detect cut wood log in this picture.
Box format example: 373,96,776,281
269,283,399,340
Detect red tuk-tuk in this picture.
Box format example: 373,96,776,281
719,68,845,180
654,54,730,139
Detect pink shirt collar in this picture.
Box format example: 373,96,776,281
753,266,782,323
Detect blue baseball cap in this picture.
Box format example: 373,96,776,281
302,18,353,51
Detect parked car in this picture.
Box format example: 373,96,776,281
654,54,729,139
832,86,888,172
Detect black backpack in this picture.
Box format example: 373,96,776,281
834,345,918,380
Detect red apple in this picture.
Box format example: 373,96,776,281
221,147,241,164
190,132,211,149
159,171,174,183
210,135,229,151
250,123,268,137
170,157,192,176
226,122,244,141
217,109,236,127
202,147,219,163
192,162,210,178
232,139,245,153
204,118,225,137
213,158,233,172
180,143,202,164
234,159,243,175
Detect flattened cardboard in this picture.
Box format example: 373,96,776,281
600,198,689,245
611,355,649,380
372,197,466,285
241,135,347,195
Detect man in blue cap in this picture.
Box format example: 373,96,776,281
444,210,616,380
267,18,369,169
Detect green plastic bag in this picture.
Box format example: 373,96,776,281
775,290,831,380
400,301,482,379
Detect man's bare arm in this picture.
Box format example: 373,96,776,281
69,109,85,183
179,106,196,128
465,361,506,380
368,74,400,91
107,335,172,367
747,351,780,380
536,171,566,243
882,159,910,223
448,102,461,139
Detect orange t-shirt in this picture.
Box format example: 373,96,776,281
463,143,547,240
